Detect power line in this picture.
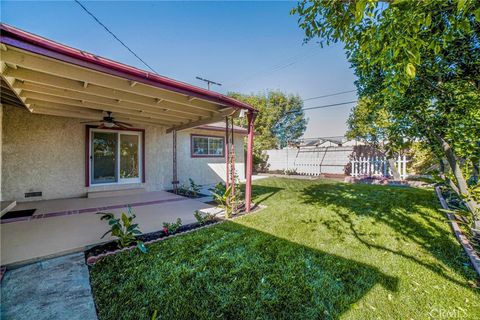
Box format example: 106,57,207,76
303,89,357,102
286,100,357,114
74,0,159,75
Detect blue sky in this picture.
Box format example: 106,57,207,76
1,0,357,137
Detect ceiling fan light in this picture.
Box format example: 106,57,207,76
104,122,115,128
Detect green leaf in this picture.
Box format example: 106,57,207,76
101,229,113,239
425,13,431,27
137,242,147,253
406,63,416,78
100,213,114,221
474,8,480,22
457,0,467,13
355,0,367,24
121,213,129,227
151,310,158,320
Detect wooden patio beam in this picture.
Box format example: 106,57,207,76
15,82,198,121
166,108,239,133
31,103,174,127
22,92,184,125
3,67,215,117
1,48,222,113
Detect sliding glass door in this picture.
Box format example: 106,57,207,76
91,129,142,185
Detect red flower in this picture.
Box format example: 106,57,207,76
163,226,169,234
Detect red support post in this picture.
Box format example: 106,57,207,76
230,117,235,196
245,111,256,212
225,116,229,188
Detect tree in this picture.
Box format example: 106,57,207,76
229,91,308,170
293,0,480,228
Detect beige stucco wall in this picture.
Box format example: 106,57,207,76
176,129,245,188
1,105,245,201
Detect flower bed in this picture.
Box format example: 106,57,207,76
344,176,431,187
165,189,209,198
85,219,221,266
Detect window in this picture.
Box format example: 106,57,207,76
191,135,224,157
89,128,143,185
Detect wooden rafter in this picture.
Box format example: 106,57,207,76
5,67,214,117
17,83,197,122
1,47,222,113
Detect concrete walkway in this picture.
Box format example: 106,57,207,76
0,253,97,320
1,191,212,265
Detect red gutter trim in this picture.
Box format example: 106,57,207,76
0,23,256,112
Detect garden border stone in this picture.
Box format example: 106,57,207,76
435,186,480,277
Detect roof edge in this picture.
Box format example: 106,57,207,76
0,23,256,112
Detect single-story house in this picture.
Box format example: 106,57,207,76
0,24,257,265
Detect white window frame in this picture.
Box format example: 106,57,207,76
89,128,143,186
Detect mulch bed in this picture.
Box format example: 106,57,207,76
165,190,209,199
85,219,220,264
84,203,267,266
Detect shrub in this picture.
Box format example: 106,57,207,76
188,178,201,198
210,182,226,196
99,208,147,253
193,210,216,225
211,185,235,218
163,218,182,234
284,168,297,175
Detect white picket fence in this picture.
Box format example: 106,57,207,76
350,155,408,180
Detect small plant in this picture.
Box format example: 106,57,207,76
210,182,226,195
211,185,235,218
99,208,147,253
188,178,201,198
163,218,182,234
193,210,216,225
176,184,188,196
284,168,297,175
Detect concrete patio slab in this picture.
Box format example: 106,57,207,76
0,253,97,320
1,192,212,266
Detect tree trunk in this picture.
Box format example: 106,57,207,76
387,158,402,180
431,132,479,221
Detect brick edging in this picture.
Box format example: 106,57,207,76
435,186,480,276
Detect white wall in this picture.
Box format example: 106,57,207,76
1,105,245,201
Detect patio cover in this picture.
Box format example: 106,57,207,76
0,23,255,131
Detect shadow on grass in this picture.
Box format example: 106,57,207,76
251,184,284,205
90,221,398,320
300,183,476,287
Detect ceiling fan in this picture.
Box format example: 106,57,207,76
81,111,133,129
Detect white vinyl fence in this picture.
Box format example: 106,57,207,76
265,147,409,180
350,155,408,180
265,146,354,176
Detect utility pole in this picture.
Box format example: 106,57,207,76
196,76,222,90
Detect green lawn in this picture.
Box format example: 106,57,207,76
90,178,480,319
